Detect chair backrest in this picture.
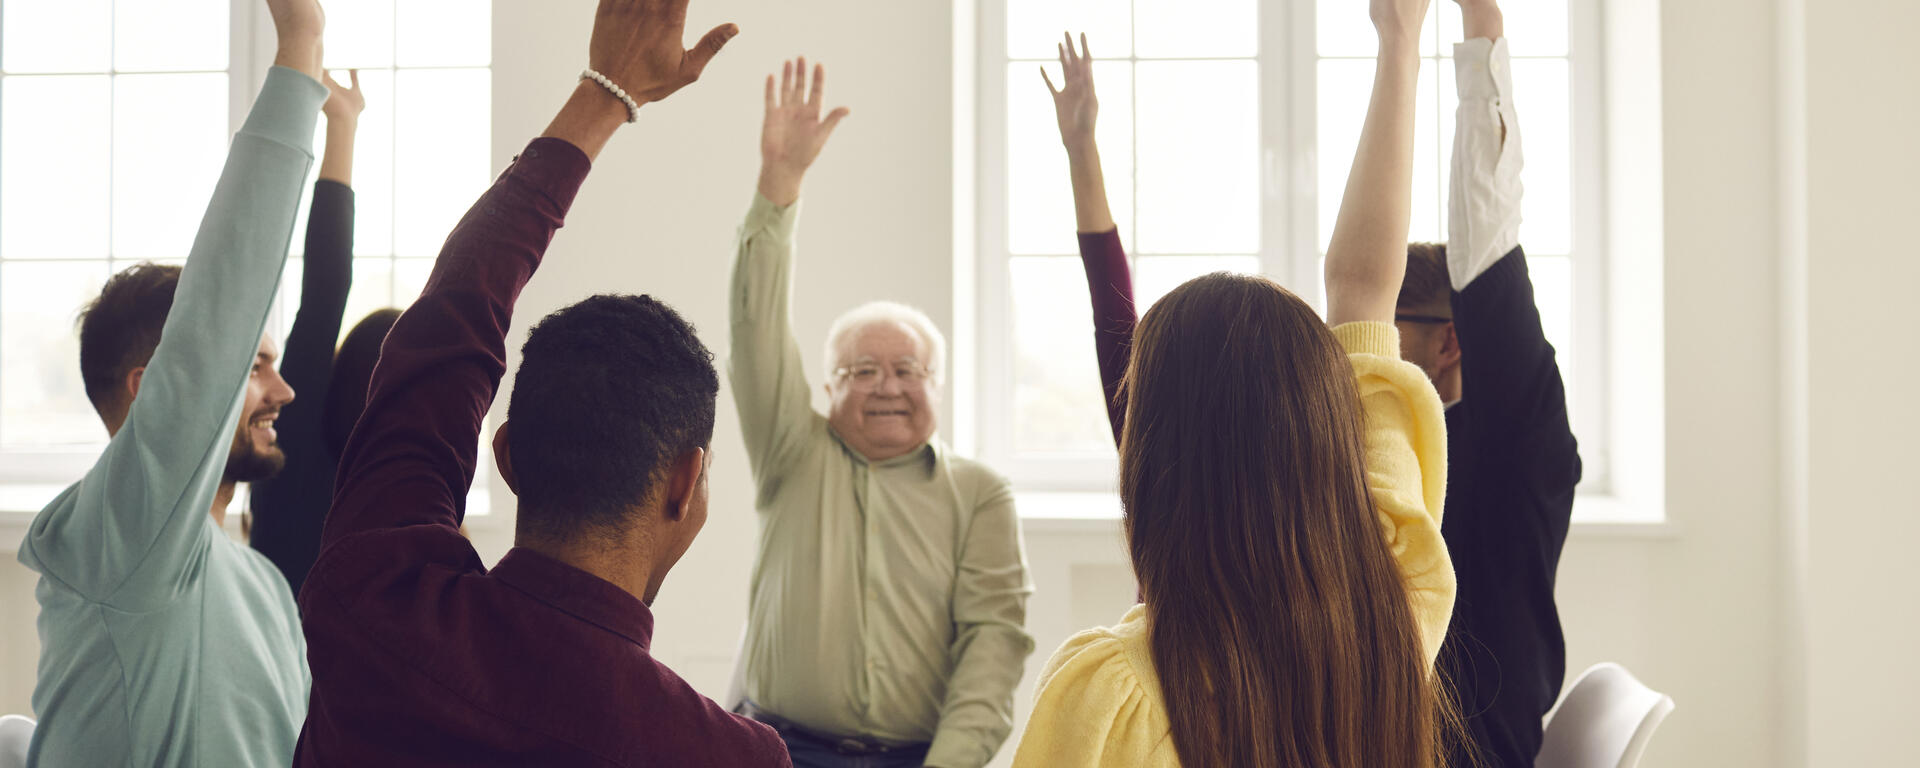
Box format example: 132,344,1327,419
0,714,35,768
1536,663,1675,768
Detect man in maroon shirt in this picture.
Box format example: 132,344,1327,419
292,1,789,765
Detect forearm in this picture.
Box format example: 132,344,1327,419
317,117,358,185
928,625,1033,768
1325,41,1422,326
1448,36,1523,289
1077,230,1134,443
1064,139,1116,234
541,81,632,163
328,138,590,542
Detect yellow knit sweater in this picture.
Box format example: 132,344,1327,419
1009,321,1456,768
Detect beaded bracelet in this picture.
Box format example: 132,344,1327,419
580,68,642,124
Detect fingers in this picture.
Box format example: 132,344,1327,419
348,68,360,91
1040,66,1059,95
780,60,793,107
808,62,826,109
1079,32,1092,61
1062,31,1077,67
792,56,808,105
682,23,739,81
322,70,342,91
765,74,777,110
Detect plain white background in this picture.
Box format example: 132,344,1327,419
0,1,1914,766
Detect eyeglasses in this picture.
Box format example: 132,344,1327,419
833,360,933,389
1394,314,1452,325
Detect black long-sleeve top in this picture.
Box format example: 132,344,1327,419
249,179,353,595
1439,246,1582,767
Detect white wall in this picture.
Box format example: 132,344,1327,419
1798,0,1920,763
5,0,1910,765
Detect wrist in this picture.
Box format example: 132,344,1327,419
1063,136,1100,159
273,39,323,80
324,115,361,134
1461,7,1504,41
757,165,804,207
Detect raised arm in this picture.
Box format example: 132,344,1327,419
1324,0,1432,326
18,0,327,608
1448,0,1522,289
250,69,365,589
323,0,737,543
1044,33,1134,444
728,58,847,481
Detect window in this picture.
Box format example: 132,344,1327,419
975,0,1623,514
0,0,492,513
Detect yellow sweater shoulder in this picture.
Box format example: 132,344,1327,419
1011,605,1181,768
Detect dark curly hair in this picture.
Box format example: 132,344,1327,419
507,294,719,543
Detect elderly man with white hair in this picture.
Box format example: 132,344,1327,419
727,57,1035,768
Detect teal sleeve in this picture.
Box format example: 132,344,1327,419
19,68,326,609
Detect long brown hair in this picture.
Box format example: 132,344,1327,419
1120,272,1445,768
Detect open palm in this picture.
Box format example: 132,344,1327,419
322,70,366,122
761,57,850,174
1041,32,1098,147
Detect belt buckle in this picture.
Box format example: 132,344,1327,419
834,737,874,755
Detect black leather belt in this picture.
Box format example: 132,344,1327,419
739,701,926,757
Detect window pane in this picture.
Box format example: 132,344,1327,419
1134,0,1256,58
4,76,112,260
1,261,110,449
1514,58,1572,255
1007,0,1131,60
1318,59,1440,250
112,73,229,262
1010,257,1112,455
396,0,491,67
1507,1,1570,57
394,68,491,258
1135,255,1261,313
3,0,111,73
324,0,397,69
114,0,228,72
1008,61,1133,256
1135,60,1258,254
343,257,399,332
1527,254,1574,404
393,257,432,306
1318,0,1442,58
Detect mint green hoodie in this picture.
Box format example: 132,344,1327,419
16,67,326,767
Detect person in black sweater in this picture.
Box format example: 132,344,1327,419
1394,1,1583,765
248,70,399,595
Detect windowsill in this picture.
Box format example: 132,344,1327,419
1016,491,1676,538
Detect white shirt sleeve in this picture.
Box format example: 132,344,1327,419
1448,36,1524,291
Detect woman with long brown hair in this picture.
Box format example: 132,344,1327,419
1010,0,1455,765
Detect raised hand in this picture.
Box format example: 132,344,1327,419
589,0,740,108
265,0,325,79
1371,0,1434,47
1041,32,1098,151
757,57,851,207
319,70,363,185
322,70,365,123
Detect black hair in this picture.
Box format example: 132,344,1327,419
323,308,403,459
507,294,719,543
78,263,184,414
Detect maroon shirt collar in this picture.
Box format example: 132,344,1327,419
489,547,655,651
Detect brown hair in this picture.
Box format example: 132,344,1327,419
78,263,183,415
1120,272,1446,768
1398,242,1451,314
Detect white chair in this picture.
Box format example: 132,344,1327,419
0,714,34,768
1536,663,1675,768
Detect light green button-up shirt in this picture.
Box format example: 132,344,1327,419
729,194,1036,768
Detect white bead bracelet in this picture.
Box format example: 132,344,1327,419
581,68,642,124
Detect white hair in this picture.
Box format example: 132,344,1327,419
823,301,947,389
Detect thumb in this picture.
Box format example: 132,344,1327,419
821,106,851,136
1040,66,1059,95
682,23,741,80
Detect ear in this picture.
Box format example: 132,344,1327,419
124,366,146,402
492,421,520,495
662,447,708,523
1436,323,1463,370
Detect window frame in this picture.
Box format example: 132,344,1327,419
968,0,1661,524
0,0,497,531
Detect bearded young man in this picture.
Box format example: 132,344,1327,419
15,0,330,763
